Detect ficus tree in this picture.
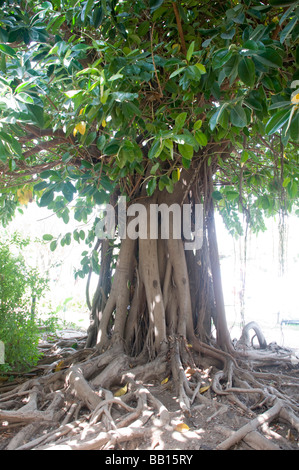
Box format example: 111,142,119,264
0,0,299,449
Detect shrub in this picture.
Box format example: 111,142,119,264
0,234,49,372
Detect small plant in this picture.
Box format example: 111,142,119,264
0,234,49,372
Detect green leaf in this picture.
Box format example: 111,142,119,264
169,67,186,79
255,48,283,69
283,177,291,188
178,143,194,160
269,0,298,6
238,57,255,87
265,108,291,135
0,44,17,57
27,105,44,128
111,92,138,102
50,240,57,252
34,181,49,191
186,41,195,62
97,135,106,151
212,191,223,201
16,93,35,104
62,182,76,202
82,0,94,22
175,112,187,131
280,17,297,43
195,131,208,146
93,6,103,28
39,189,54,207
226,190,239,201
85,132,97,147
43,234,54,241
150,162,160,175
147,178,157,196
210,103,229,131
230,105,247,128
241,151,250,165
148,140,164,160
268,101,291,110
104,141,121,156
193,120,202,131
64,90,83,98
289,113,299,142
194,65,206,77
150,0,165,13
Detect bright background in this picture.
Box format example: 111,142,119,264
1,203,298,349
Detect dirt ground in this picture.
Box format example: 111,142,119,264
0,328,298,451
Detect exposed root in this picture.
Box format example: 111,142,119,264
217,398,299,450
1,324,298,451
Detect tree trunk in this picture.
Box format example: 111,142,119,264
87,166,232,371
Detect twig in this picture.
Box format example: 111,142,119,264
150,24,163,98
172,2,187,56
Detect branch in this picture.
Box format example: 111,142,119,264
23,138,66,159
172,2,187,57
19,125,66,143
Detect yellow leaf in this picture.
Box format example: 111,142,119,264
172,43,181,52
161,377,169,385
175,423,190,433
17,188,33,205
176,168,180,181
55,360,64,372
114,383,128,397
291,93,299,105
79,108,85,116
102,119,107,128
187,344,192,348
199,385,210,394
74,121,86,136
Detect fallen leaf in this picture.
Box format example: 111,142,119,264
175,423,190,433
161,377,169,385
114,383,128,397
287,429,295,442
185,367,196,378
54,360,64,372
199,385,210,394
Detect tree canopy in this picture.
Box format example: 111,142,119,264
0,0,298,240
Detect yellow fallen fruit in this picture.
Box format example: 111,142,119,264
114,383,128,397
175,423,190,433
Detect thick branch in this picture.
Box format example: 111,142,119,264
23,138,66,159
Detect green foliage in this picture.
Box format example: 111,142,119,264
0,0,297,255
0,234,49,372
